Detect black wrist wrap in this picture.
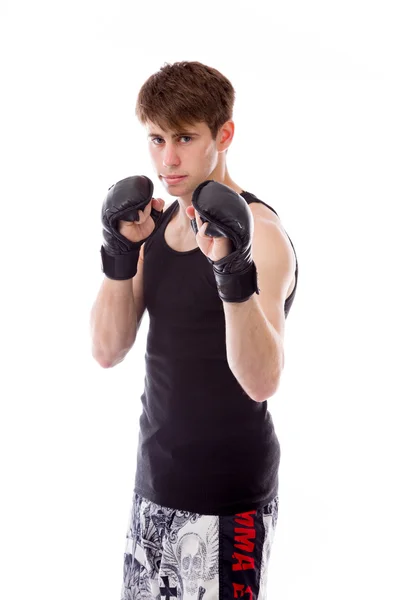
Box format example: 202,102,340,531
100,244,141,280
213,259,259,303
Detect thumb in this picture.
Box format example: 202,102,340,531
153,197,165,210
186,206,195,219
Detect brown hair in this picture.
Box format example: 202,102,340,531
135,61,236,140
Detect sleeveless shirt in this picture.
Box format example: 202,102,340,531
133,190,299,515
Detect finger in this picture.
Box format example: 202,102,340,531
201,221,209,235
141,200,154,222
197,211,209,236
195,210,202,233
152,197,164,212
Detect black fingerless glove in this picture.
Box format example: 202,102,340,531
100,175,162,280
191,180,260,303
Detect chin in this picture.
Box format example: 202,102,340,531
164,180,192,198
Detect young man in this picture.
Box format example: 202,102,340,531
90,61,298,600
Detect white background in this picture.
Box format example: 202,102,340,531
1,1,399,598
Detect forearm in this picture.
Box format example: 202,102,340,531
90,278,137,368
223,294,283,402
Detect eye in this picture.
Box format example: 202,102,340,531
151,136,193,145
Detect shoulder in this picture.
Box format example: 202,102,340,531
247,199,281,226
248,199,297,279
244,195,290,244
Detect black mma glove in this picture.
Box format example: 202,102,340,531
100,175,162,280
191,180,260,303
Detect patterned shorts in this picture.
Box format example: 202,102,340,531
120,492,279,600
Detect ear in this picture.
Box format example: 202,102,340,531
217,120,235,152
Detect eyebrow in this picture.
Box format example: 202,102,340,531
147,131,200,138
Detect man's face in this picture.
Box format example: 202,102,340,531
145,121,219,199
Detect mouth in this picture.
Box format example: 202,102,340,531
161,175,187,184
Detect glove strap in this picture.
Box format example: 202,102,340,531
100,245,141,280
213,261,260,303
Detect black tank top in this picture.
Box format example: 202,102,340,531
134,190,299,515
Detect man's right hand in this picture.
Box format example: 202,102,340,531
100,175,165,280
118,195,165,243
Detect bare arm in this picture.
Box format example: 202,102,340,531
223,220,294,401
223,294,283,402
90,244,146,368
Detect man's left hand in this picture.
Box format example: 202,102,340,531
186,205,233,262
186,180,260,303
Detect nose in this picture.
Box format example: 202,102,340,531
162,142,180,168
